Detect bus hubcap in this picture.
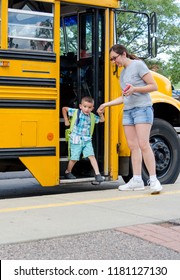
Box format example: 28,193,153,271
150,137,171,172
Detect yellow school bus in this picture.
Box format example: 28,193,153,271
0,0,179,187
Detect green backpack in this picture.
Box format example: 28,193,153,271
65,109,95,158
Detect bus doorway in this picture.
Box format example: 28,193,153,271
60,4,105,179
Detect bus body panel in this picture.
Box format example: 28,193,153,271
20,156,59,186
62,0,119,8
0,0,60,186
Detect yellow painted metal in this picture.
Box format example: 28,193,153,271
62,0,119,8
0,0,60,186
21,0,60,187
21,157,60,186
0,108,57,147
0,60,57,80
0,1,1,47
36,0,56,2
108,9,121,180
105,7,131,180
21,122,37,147
0,86,57,100
151,91,180,110
152,71,172,96
1,0,8,49
104,8,110,176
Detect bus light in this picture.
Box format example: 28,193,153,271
0,61,10,67
47,133,54,141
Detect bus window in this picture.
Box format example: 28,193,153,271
60,16,78,55
8,0,54,51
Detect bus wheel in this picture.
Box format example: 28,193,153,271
122,118,180,185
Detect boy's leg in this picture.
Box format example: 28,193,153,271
88,156,104,182
83,141,98,173
65,143,81,179
88,155,100,175
65,160,77,179
66,160,77,173
83,141,104,183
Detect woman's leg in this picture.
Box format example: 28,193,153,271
119,125,144,190
135,123,156,176
135,123,163,193
124,125,142,176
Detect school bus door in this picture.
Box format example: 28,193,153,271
60,6,105,178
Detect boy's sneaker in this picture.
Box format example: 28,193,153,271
149,179,163,194
95,174,104,182
118,178,145,191
65,172,76,179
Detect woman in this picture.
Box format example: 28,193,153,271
97,44,162,194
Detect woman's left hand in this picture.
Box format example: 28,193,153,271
123,84,134,96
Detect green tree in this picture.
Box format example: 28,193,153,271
119,0,180,85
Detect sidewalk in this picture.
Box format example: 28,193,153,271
1,221,180,259
115,219,180,253
0,175,180,259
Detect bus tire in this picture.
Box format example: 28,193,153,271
122,118,180,185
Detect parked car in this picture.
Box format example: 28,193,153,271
172,89,180,101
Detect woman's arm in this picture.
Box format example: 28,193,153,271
97,96,123,114
135,72,158,93
124,72,158,96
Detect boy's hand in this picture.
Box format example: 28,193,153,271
64,119,70,126
97,104,105,114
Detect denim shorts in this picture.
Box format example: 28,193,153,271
123,106,154,125
70,140,94,160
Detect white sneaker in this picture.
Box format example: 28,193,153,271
118,178,145,191
149,179,163,194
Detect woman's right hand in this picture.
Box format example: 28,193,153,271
97,104,106,114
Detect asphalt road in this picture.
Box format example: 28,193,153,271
0,171,180,260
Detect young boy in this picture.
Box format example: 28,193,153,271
62,96,105,182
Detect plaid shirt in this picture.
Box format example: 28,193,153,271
68,108,100,144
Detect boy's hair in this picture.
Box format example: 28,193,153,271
81,96,94,104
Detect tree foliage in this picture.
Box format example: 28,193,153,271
120,0,180,85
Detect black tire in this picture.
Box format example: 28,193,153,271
122,118,180,184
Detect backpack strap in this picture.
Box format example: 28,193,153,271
67,109,78,160
76,109,81,126
70,109,80,132
90,112,95,136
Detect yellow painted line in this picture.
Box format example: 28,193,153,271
0,190,180,213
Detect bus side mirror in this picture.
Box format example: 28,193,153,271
150,12,158,58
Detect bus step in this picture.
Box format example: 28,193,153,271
59,177,95,184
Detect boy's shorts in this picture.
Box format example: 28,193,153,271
123,106,154,125
70,140,94,160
